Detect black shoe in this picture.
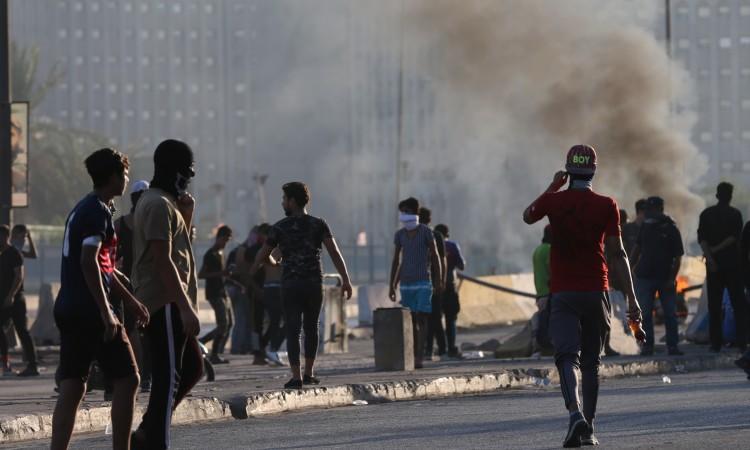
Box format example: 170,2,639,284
563,412,588,448
130,430,146,450
667,347,684,356
303,375,320,385
604,347,620,357
17,365,40,377
284,378,303,390
581,424,599,446
734,357,750,371
209,354,229,365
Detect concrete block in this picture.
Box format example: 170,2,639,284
373,307,414,371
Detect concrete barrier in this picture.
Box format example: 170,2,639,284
456,274,537,328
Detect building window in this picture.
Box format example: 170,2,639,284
109,111,118,120
677,39,690,49
74,29,84,39
718,6,730,14
60,110,68,118
175,110,184,119
189,31,198,40
698,38,710,47
93,110,102,118
743,100,750,110
742,6,750,16
123,2,132,12
74,56,84,65
90,2,100,12
190,84,199,93
125,110,135,118
124,83,134,93
720,68,732,77
108,83,117,93
74,2,83,12
721,162,733,171
698,7,710,17
236,137,247,146
92,56,101,64
140,30,149,39
205,4,214,13
60,83,69,90
206,110,216,119
58,29,67,39
206,58,215,67
700,132,712,142
741,68,750,77
191,111,200,118
236,110,246,117
172,4,182,13
740,37,750,45
720,100,732,108
140,3,148,13
235,83,246,93
142,111,151,120
141,56,150,66
157,30,166,40
173,57,182,66
173,84,183,93
721,131,734,140
719,38,732,48
742,131,750,141
158,83,167,91
159,110,167,118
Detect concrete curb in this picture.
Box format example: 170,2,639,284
0,354,737,444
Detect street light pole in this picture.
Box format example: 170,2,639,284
0,0,11,226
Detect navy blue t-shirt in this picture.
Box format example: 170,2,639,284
635,214,684,280
55,194,117,327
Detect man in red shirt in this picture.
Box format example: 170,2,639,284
523,145,643,448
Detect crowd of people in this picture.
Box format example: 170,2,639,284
0,139,748,449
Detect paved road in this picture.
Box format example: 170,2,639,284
13,369,749,449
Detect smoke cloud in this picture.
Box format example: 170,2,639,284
399,0,706,269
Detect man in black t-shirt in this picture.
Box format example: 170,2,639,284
630,197,684,356
698,182,747,353
622,199,647,258
199,225,233,364
0,225,38,376
253,182,352,389
419,207,448,358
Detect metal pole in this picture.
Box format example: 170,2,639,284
394,0,405,222
0,0,11,226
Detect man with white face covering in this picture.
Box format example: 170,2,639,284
389,197,443,369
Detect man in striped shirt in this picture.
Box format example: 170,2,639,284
389,197,443,369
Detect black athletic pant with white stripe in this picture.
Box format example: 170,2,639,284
548,291,611,425
138,303,203,449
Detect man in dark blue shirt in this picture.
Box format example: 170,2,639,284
51,148,149,450
630,197,684,356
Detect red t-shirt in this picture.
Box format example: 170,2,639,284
528,189,620,293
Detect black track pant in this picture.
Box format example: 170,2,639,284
426,293,447,356
137,303,203,450
282,280,323,366
0,294,37,365
263,285,286,352
707,267,748,351
548,291,610,425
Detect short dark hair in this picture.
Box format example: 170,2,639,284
717,182,733,203
398,197,419,214
418,207,432,225
0,225,9,239
216,225,233,238
434,224,449,237
282,182,310,208
11,224,27,235
635,199,647,213
85,148,129,188
257,223,272,236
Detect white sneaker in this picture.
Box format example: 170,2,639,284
266,351,285,366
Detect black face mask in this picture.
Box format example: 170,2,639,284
175,172,192,196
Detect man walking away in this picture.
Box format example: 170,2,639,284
199,225,234,364
246,223,272,365
523,145,643,448
622,199,647,258
0,225,38,376
435,224,465,358
131,139,202,450
735,220,750,378
531,225,552,356
698,182,747,353
389,197,443,369
420,207,447,359
226,228,256,354
630,197,685,356
51,148,149,450
253,182,352,389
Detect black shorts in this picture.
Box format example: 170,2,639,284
57,319,138,383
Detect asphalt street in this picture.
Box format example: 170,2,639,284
10,369,750,449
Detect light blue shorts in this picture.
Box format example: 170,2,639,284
400,281,433,313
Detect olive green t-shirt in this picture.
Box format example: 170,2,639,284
131,188,198,313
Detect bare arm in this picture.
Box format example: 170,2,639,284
629,244,642,272
250,243,275,274
151,240,200,335
323,237,353,299
604,236,641,320
388,246,401,301
80,243,119,339
523,171,568,224
429,239,443,292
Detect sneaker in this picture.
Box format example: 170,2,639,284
667,347,684,356
17,365,40,377
209,354,230,365
252,354,268,366
2,364,13,376
303,375,320,385
563,411,589,448
266,351,285,366
284,378,303,390
604,347,620,357
580,424,599,446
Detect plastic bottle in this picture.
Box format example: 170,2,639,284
628,319,647,344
